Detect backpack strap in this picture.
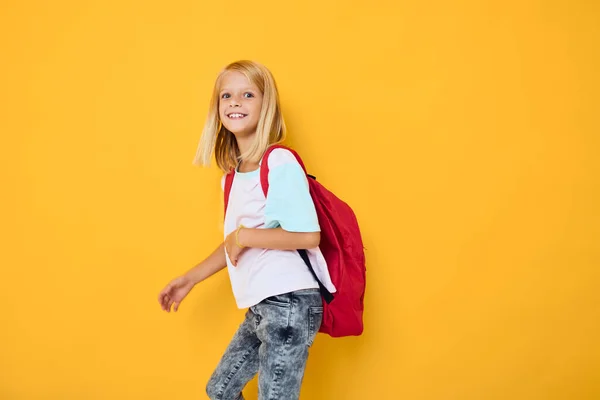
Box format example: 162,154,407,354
225,143,291,216
260,145,334,304
223,170,235,217
299,249,335,304
225,144,297,216
259,144,306,197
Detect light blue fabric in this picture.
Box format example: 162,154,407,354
264,162,320,232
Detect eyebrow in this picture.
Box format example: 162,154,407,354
219,87,257,94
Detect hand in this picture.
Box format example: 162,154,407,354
158,275,195,312
225,228,246,267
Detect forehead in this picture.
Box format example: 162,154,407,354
219,71,258,92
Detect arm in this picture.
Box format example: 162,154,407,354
239,227,320,250
224,149,322,265
250,150,320,251
158,243,226,312
184,243,227,285
224,227,320,267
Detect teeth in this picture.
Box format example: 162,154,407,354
229,113,246,118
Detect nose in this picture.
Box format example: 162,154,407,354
229,95,241,107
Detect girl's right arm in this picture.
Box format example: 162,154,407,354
158,243,226,312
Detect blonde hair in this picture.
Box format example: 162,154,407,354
193,60,287,172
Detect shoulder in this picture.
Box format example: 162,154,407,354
266,148,299,169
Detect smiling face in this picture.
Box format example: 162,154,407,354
218,71,263,138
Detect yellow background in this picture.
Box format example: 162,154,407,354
1,1,599,399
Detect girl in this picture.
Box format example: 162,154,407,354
158,60,336,400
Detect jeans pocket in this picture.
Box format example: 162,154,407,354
263,294,291,308
307,306,323,346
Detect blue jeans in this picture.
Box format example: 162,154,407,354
206,289,323,400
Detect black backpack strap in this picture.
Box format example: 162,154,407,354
297,249,334,304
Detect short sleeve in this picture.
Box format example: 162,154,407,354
264,149,320,232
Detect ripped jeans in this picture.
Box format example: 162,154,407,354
206,288,323,400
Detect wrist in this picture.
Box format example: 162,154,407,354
184,269,202,286
182,273,195,286
237,226,251,248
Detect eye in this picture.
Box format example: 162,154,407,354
244,92,254,98
221,93,230,99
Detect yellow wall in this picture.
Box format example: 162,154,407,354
1,1,598,399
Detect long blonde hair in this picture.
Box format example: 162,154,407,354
193,60,287,172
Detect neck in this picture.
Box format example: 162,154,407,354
235,131,256,158
234,131,260,171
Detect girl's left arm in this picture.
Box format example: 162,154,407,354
237,227,320,250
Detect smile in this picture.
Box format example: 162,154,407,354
227,113,247,119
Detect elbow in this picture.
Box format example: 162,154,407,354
305,232,321,249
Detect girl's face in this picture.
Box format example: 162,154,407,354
218,71,263,138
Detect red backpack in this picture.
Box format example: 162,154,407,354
224,145,366,337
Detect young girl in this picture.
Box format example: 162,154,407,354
158,60,336,400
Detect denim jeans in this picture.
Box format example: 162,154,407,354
206,288,323,400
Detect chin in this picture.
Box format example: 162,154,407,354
225,126,258,138
225,126,245,135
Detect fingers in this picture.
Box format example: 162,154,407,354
158,289,167,305
160,294,169,311
158,287,170,311
159,283,171,299
158,292,165,309
174,301,180,312
232,248,242,267
159,280,179,310
225,244,236,267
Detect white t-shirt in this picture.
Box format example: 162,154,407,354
222,148,337,309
